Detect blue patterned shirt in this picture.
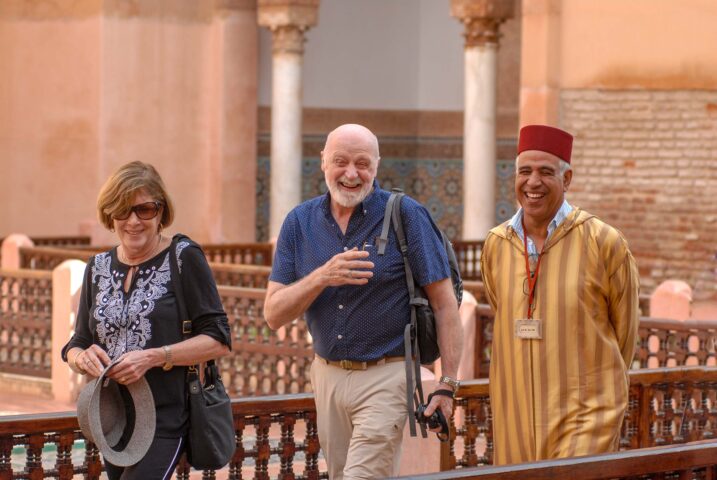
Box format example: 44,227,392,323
270,181,450,362
509,200,574,257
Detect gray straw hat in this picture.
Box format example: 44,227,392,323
77,358,156,467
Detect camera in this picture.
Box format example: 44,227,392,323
415,404,449,441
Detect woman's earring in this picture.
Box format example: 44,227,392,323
158,223,163,234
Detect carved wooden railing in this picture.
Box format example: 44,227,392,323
217,286,314,396
472,306,717,378
0,269,53,378
472,304,495,379
210,263,271,288
408,440,717,479
453,240,483,281
636,317,717,369
202,243,273,265
17,243,273,270
441,366,717,470
3,368,716,479
30,236,91,247
0,394,326,480
18,247,99,270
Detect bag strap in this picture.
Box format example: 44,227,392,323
379,189,428,438
168,235,213,377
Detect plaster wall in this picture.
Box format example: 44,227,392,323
258,0,466,111
521,0,717,124
560,0,717,90
0,11,100,236
0,1,258,242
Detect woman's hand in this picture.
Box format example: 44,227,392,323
107,349,162,385
73,345,112,378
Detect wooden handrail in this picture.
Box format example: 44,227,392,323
397,440,717,479
0,268,52,280
0,393,323,479
208,263,272,275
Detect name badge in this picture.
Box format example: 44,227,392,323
514,318,542,339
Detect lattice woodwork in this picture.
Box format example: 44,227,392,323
18,247,97,270
203,243,273,265
210,263,271,288
0,269,53,378
0,396,327,480
453,240,483,281
218,286,314,396
30,236,91,247
472,308,717,378
472,304,494,379
636,318,717,369
3,369,717,478
446,367,717,469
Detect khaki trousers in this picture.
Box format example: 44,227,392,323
311,356,408,480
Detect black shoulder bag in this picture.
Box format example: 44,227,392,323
169,234,235,471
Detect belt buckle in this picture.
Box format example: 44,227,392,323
339,359,353,370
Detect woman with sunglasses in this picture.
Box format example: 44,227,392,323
61,161,231,479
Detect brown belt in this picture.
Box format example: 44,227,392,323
316,354,404,371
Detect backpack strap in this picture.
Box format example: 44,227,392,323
377,193,399,255
380,190,428,438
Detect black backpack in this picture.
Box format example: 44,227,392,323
377,188,463,437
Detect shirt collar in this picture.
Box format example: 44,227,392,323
509,199,574,246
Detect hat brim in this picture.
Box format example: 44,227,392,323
77,358,156,467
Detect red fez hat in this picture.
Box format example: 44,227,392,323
518,125,573,164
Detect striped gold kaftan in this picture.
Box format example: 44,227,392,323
480,208,639,465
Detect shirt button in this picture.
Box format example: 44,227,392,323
343,247,348,251
338,305,344,310
338,335,343,340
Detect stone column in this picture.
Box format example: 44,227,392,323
258,0,319,239
51,259,87,403
212,0,259,242
451,0,513,240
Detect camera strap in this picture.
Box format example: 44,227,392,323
380,189,432,439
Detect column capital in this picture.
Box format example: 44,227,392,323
257,0,319,54
450,0,514,47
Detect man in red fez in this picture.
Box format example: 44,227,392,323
480,124,640,464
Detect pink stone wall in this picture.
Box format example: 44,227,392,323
0,1,258,243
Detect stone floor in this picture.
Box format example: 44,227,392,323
0,392,75,416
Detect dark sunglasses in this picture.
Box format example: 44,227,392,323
113,201,162,221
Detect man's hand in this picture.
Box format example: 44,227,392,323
316,248,374,287
264,248,375,329
422,388,454,433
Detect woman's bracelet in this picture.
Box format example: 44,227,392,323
70,349,86,374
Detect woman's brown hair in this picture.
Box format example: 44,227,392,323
96,161,175,230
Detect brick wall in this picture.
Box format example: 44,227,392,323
562,90,717,300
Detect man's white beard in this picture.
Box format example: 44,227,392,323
327,179,371,208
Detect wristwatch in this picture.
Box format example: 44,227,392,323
439,375,460,391
162,345,174,371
